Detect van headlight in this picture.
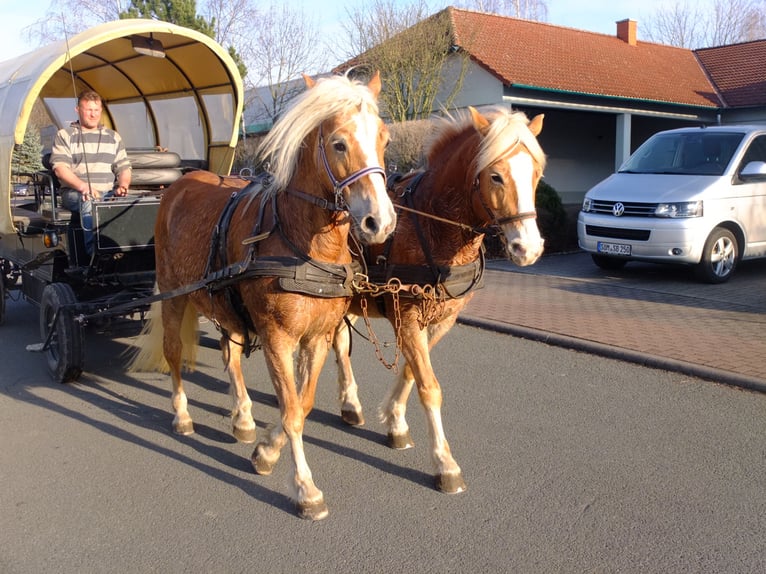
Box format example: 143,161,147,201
582,197,593,212
654,201,703,218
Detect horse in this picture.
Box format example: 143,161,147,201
129,72,396,520
332,105,546,494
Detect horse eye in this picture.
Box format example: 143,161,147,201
333,141,347,154
490,173,504,185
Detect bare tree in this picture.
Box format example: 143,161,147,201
455,0,548,20
644,0,766,48
243,1,328,123
340,2,473,122
202,0,259,74
26,0,132,45
706,0,766,45
341,0,434,58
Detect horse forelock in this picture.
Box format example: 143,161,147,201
474,107,546,180
257,75,381,195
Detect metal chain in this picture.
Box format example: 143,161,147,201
353,275,404,372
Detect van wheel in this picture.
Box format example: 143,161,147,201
40,283,84,383
591,255,628,271
695,227,738,284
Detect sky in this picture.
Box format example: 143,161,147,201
0,0,675,64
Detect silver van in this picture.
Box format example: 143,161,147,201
577,125,766,283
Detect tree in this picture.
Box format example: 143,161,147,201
120,0,247,78
242,1,328,121
643,0,766,48
340,2,473,122
121,0,215,36
455,0,548,20
26,1,131,46
12,129,44,176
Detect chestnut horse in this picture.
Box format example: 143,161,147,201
129,73,396,520
332,106,545,493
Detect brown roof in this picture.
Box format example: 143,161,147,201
449,7,722,108
694,40,766,107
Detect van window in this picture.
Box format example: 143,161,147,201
738,135,766,170
621,131,745,175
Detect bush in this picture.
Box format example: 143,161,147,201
386,119,433,172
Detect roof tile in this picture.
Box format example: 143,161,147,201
450,8,722,108
695,40,766,107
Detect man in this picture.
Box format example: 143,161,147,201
50,90,131,255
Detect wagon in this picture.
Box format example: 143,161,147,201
0,19,243,382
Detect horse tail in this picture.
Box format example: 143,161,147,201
126,299,168,373
126,292,200,373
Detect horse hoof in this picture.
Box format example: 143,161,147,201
341,409,365,426
435,473,467,494
251,445,275,476
173,421,194,436
233,426,257,444
387,431,414,450
298,499,329,521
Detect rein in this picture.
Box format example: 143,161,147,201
393,171,537,237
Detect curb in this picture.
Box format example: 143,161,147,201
458,316,766,395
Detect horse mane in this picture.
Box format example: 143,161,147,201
425,106,546,178
257,74,381,196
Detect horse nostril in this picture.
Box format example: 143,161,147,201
362,216,379,235
510,240,527,257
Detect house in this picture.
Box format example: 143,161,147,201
341,7,766,204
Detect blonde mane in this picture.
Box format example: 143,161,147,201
257,74,381,195
426,106,546,178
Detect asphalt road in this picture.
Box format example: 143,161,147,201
1,295,765,573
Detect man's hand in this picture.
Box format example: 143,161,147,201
81,186,101,202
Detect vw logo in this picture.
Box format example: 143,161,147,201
612,202,625,217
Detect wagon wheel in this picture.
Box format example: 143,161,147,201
39,283,84,383
0,270,5,326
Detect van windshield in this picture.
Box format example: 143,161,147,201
619,132,744,175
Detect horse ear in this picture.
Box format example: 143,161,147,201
469,106,491,136
303,74,316,89
528,114,544,136
367,71,382,99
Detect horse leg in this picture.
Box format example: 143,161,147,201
395,319,467,494
163,296,194,435
333,315,365,426
221,335,257,443
379,366,416,449
253,335,329,520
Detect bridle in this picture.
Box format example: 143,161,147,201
396,137,538,238
315,124,387,211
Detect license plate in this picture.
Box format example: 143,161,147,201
597,241,631,256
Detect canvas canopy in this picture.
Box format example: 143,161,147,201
0,19,243,235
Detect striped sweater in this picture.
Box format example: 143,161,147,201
50,122,131,193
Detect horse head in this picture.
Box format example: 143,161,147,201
470,106,546,266
258,72,396,246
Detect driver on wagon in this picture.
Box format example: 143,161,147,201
50,90,132,254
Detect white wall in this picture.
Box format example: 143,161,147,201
437,57,504,111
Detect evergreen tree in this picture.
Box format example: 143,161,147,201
12,129,44,176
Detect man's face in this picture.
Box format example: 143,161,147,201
77,100,102,129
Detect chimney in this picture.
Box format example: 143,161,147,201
616,19,637,45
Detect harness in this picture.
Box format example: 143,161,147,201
361,171,486,318
201,173,362,355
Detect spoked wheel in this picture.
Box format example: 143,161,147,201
695,227,738,284
39,283,84,383
0,271,5,326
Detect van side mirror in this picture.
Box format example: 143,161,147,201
740,161,766,182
